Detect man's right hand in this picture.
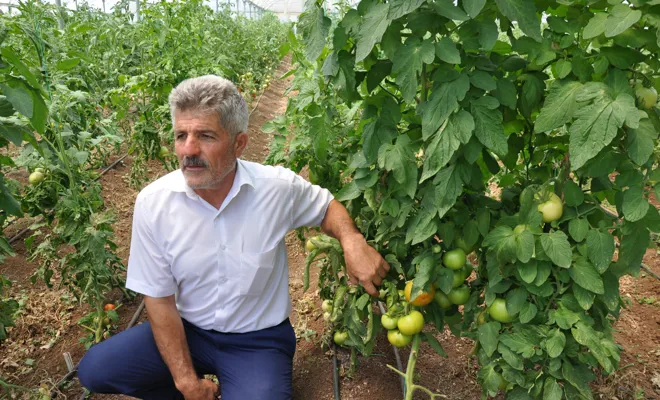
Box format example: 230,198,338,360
179,378,220,400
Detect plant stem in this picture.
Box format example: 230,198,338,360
404,334,421,400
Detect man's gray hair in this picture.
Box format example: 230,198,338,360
168,75,249,138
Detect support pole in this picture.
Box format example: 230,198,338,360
55,0,65,29
135,0,140,22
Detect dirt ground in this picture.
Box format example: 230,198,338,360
1,57,659,400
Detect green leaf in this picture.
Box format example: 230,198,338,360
494,0,542,42
433,0,469,21
321,52,339,77
362,119,396,164
335,181,361,202
435,37,461,64
583,13,608,40
534,80,582,133
516,229,535,263
506,287,528,315
470,71,496,91
432,164,465,218
569,93,638,170
56,58,80,71
605,5,642,38
392,38,435,102
564,181,584,207
0,48,43,92
544,377,563,400
494,79,517,110
298,4,331,62
554,59,572,79
500,331,536,358
499,342,524,370
585,230,614,273
568,219,589,242
378,135,418,199
421,111,474,182
478,19,499,51
573,284,595,310
356,2,390,62
479,363,505,396
478,321,501,357
570,257,604,294
545,329,566,358
518,261,537,284
0,81,33,118
366,60,392,92
551,305,580,330
422,332,448,357
615,221,648,277
471,96,507,156
600,46,645,70
463,0,486,18
627,119,658,166
622,186,649,222
518,302,537,323
562,362,596,398
419,74,470,138
601,272,620,312
483,226,517,263
388,0,425,20
540,231,572,268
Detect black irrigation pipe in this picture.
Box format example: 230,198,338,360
377,302,406,397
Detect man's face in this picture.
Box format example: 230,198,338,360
173,110,238,190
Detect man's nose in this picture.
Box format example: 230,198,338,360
178,136,201,156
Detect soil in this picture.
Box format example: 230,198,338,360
1,56,659,400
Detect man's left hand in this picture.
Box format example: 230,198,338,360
340,233,390,296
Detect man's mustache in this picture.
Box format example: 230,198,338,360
183,156,209,168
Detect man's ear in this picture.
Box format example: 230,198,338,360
234,132,249,158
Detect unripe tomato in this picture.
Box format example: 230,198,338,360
333,331,348,346
34,168,45,174
321,299,332,312
381,313,399,330
443,249,466,270
323,311,331,321
103,303,116,311
448,285,470,305
29,171,45,185
404,281,435,306
387,329,412,347
158,145,170,158
431,244,442,254
537,193,563,223
397,310,424,335
306,239,316,252
636,86,658,109
452,267,467,288
434,291,452,309
489,298,516,323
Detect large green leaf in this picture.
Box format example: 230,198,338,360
392,38,435,102
0,81,32,118
463,0,486,18
478,321,501,357
615,221,649,277
534,80,582,133
356,2,390,62
378,135,418,198
583,13,607,40
545,329,566,358
570,257,604,294
569,93,638,170
494,0,542,42
388,0,425,20
604,4,642,38
544,377,563,400
540,231,572,268
1,48,43,92
421,110,474,182
298,4,331,62
471,96,507,156
627,119,658,166
433,0,469,20
435,37,461,64
419,74,470,138
622,186,649,222
568,219,589,243
432,164,465,218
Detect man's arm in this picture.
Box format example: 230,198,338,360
144,296,218,399
320,200,390,296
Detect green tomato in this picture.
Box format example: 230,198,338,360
397,310,424,335
448,285,470,305
452,267,467,288
306,238,316,252
537,193,563,223
443,248,466,270
636,86,658,109
29,171,44,185
489,298,516,323
34,167,45,174
431,244,442,254
323,311,331,321
434,291,452,309
387,329,413,347
158,145,170,158
513,224,528,234
381,314,399,330
321,299,332,312
333,331,349,346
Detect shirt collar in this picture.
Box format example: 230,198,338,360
172,159,254,199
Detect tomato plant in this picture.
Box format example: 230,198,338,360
277,0,660,398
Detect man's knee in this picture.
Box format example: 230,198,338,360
77,345,108,392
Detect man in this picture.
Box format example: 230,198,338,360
77,75,389,399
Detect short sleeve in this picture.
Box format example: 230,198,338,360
126,195,177,298
290,173,334,229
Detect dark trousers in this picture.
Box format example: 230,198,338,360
77,318,296,399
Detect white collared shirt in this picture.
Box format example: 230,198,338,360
125,159,334,333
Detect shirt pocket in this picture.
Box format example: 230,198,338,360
239,246,277,296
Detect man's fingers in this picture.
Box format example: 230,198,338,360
372,275,383,287
377,266,388,279
348,273,359,286
362,281,378,297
